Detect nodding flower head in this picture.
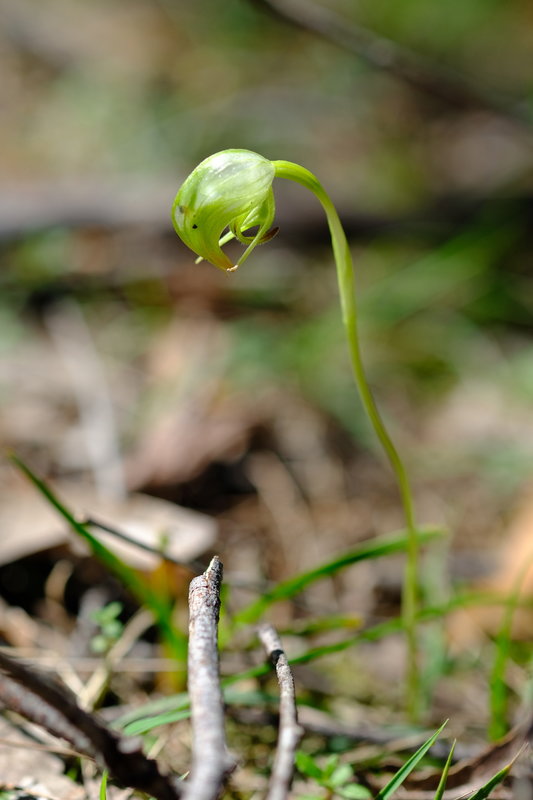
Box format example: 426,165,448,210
172,149,277,272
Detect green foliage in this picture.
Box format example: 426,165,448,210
99,770,108,800
374,722,447,800
234,526,443,626
296,724,448,800
296,751,372,799
489,551,533,739
12,455,187,664
4,2,533,796
467,750,522,800
116,687,281,736
433,741,456,800
91,601,124,655
10,230,71,284
172,149,424,715
12,457,527,796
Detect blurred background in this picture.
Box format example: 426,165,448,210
1,0,533,724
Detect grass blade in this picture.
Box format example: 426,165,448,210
99,770,108,800
124,707,191,735
235,527,444,625
433,740,456,800
374,721,447,800
489,552,533,740
467,746,524,800
111,583,533,733
12,455,187,661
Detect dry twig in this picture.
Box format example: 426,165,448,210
0,650,181,800
183,556,235,800
251,0,532,129
259,624,303,800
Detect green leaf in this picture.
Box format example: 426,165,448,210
467,747,523,800
338,784,372,799
283,615,363,636
93,601,123,624
116,685,282,736
433,740,456,800
103,620,123,639
11,456,187,662
113,692,189,730
296,751,324,780
90,635,109,654
235,527,443,626
467,764,512,800
297,795,324,800
123,708,191,736
322,754,340,778
99,770,108,800
489,552,533,740
375,721,447,800
328,763,354,788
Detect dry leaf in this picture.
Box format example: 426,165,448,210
0,479,216,570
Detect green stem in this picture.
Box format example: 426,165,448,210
489,551,533,739
273,160,420,716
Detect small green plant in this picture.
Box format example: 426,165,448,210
172,149,421,714
99,769,108,800
296,752,372,800
91,601,124,655
295,723,454,800
489,550,533,739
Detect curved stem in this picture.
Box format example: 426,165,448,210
273,160,420,716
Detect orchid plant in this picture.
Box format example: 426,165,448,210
172,149,421,713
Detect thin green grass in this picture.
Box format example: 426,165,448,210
489,551,533,740
12,455,188,662
234,526,444,626
467,747,524,800
99,770,108,800
374,721,447,800
12,455,527,795
433,740,456,800
113,590,532,736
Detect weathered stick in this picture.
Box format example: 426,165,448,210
250,0,532,129
258,624,303,800
183,556,235,800
0,649,181,800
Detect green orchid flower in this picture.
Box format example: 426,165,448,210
171,149,277,271
172,148,422,717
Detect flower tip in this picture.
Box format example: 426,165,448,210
172,149,276,271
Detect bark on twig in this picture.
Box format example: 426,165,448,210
259,624,303,800
250,0,533,129
183,556,235,800
0,650,181,800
